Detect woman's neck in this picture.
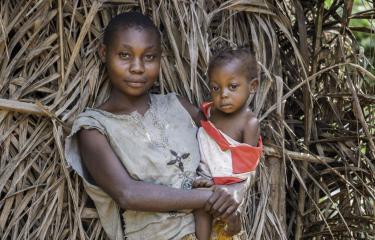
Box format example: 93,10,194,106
100,89,151,115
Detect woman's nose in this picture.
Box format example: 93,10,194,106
129,58,145,74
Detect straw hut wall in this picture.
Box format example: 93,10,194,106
0,0,374,239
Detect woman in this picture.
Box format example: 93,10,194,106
65,12,248,240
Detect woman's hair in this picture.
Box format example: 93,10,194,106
103,11,160,46
208,48,259,80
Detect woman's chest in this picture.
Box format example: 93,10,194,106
103,111,201,188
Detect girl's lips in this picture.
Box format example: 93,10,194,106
220,104,232,109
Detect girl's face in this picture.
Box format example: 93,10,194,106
100,27,161,98
209,59,258,114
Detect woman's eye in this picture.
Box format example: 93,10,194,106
229,84,238,90
119,52,130,59
144,55,155,61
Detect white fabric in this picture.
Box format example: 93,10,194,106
197,127,253,181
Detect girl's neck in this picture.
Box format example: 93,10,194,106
212,104,249,119
210,104,250,125
101,89,151,115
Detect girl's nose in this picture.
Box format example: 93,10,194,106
220,88,229,98
129,58,145,74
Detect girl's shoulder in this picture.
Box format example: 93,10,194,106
244,111,259,129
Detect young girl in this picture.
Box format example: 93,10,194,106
65,12,247,240
193,48,263,240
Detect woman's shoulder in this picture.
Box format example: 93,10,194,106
151,92,181,110
75,108,98,118
75,107,129,122
151,92,177,103
70,108,110,133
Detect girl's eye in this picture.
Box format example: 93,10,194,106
229,84,238,90
119,52,130,59
144,55,155,61
211,86,220,92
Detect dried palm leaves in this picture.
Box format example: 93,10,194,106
0,0,374,239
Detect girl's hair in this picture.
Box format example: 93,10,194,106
208,48,259,80
103,11,160,46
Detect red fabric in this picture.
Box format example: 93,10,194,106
213,176,243,185
200,102,263,175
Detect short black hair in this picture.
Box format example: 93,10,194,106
208,48,259,81
103,11,161,46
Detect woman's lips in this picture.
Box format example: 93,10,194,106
125,81,146,88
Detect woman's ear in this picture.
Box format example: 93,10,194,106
249,78,259,93
99,43,106,63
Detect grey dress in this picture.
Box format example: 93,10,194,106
65,93,201,240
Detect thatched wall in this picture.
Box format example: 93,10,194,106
0,0,374,239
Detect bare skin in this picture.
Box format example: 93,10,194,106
209,59,260,147
77,26,247,238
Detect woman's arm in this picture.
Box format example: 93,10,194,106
78,128,212,211
78,128,240,215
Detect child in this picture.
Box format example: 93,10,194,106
65,12,247,240
193,48,263,240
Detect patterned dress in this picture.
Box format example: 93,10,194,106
65,93,200,240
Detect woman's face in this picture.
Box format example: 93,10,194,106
100,27,161,97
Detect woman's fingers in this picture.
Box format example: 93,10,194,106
219,204,237,219
210,197,229,217
205,186,240,217
204,189,220,212
211,196,236,218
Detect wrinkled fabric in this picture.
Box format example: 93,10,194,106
198,102,262,185
65,93,200,240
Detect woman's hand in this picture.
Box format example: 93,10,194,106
204,179,250,219
224,210,242,236
204,185,241,219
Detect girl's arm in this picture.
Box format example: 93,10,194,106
243,114,260,146
77,128,239,213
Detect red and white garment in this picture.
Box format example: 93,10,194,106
198,102,263,185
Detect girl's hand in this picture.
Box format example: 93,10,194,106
204,185,241,219
192,178,214,188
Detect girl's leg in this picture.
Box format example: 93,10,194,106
194,208,212,240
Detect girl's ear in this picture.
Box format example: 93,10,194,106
249,78,259,93
99,44,106,63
